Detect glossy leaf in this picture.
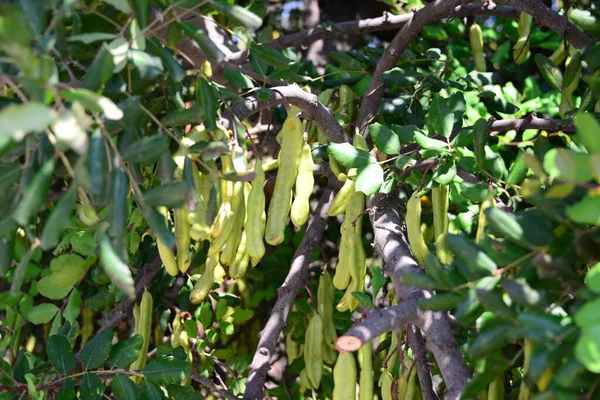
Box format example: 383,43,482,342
81,328,113,370
47,335,76,374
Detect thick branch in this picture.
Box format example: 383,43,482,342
243,188,335,400
335,300,418,352
356,0,471,132
368,193,470,400
489,115,576,133
408,325,439,400
502,0,593,50
226,4,519,64
231,84,349,143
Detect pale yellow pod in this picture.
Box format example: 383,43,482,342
174,206,191,273
190,254,218,304
156,208,178,276
229,231,250,279
328,178,355,217
219,202,245,267
406,193,429,265
333,232,351,290
246,162,267,265
290,143,315,228
130,289,153,383
432,185,453,264
208,181,244,256
475,192,496,244
332,352,357,400
265,116,304,245
358,341,373,400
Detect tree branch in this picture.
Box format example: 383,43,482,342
335,300,418,352
231,84,349,143
408,325,439,400
489,115,576,133
501,0,593,50
242,188,335,400
225,3,519,64
356,0,473,132
367,193,470,400
190,371,238,400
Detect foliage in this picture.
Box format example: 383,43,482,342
0,0,600,399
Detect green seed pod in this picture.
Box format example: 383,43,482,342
304,313,324,389
333,352,357,400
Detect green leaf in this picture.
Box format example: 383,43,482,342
142,357,190,384
230,309,254,322
140,380,164,400
371,266,386,299
566,195,600,225
355,163,384,195
133,0,151,28
102,0,132,13
0,103,56,141
129,49,164,80
27,303,59,324
351,292,373,309
381,67,423,87
250,43,292,69
47,335,76,374
445,234,497,278
67,33,117,44
112,374,140,400
80,373,105,400
574,113,600,154
574,297,600,328
472,118,488,168
196,79,219,131
82,45,114,91
60,89,124,120
209,0,263,30
223,69,254,89
143,181,190,209
63,289,82,323
327,143,375,168
106,38,130,73
543,148,592,182
428,96,453,138
369,123,400,155
433,160,456,184
56,378,76,400
413,131,447,150
534,53,563,90
575,325,600,373
110,335,144,368
81,329,113,370
585,262,600,293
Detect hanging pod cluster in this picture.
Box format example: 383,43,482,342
156,114,317,305
378,333,422,400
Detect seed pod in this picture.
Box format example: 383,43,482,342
229,231,250,279
13,158,56,226
318,271,338,364
333,352,357,400
130,289,153,383
359,341,373,400
432,185,453,264
328,178,355,216
380,370,393,400
328,153,347,182
290,143,315,227
189,164,210,241
174,206,191,273
265,116,304,245
219,203,245,267
339,84,355,123
209,181,244,256
156,208,179,277
99,233,135,299
304,313,324,389
190,254,218,304
513,13,532,64
475,192,496,244
470,22,486,72
286,331,300,364
170,313,182,348
406,193,429,266
549,42,567,66
246,162,266,266
333,231,352,290
40,185,76,250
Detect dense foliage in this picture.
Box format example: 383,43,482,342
1,0,600,399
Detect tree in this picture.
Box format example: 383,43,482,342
0,0,599,399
